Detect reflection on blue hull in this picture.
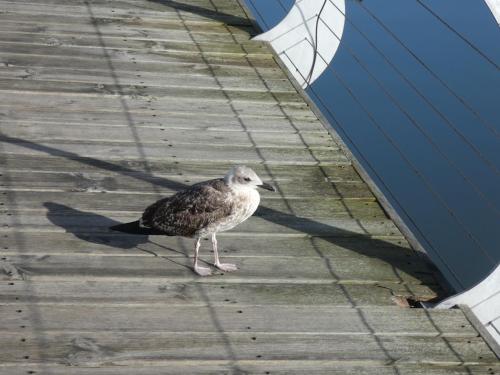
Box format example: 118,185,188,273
245,0,500,292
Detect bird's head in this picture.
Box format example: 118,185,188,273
224,165,276,192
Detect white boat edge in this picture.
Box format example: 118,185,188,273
252,0,346,88
484,0,500,24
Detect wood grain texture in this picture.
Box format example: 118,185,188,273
0,363,499,375
0,0,496,371
0,332,497,365
0,304,479,334
0,254,434,284
0,280,437,306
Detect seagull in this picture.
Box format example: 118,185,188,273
111,166,275,276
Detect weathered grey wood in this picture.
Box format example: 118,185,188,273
0,93,317,121
0,33,269,54
1,0,245,9
0,304,478,335
0,22,255,44
0,332,496,365
0,253,435,284
0,280,437,306
0,58,277,86
0,210,400,238
0,12,254,31
0,43,277,67
7,2,249,23
0,139,344,165
0,124,335,148
0,168,373,197
0,10,250,27
0,231,414,260
0,0,249,21
0,109,325,132
0,191,382,218
0,64,296,92
0,78,303,104
0,24,252,44
0,363,498,375
0,57,286,84
0,155,360,182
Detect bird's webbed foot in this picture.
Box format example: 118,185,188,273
194,264,212,276
215,262,238,272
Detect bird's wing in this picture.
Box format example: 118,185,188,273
141,179,234,236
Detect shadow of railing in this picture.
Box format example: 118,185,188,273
1,132,441,292
148,0,253,28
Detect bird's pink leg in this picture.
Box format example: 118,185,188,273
212,233,238,272
193,237,211,276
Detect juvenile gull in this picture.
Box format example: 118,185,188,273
111,166,275,276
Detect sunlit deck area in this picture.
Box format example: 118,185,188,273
0,0,498,374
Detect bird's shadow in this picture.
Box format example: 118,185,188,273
43,202,149,249
43,202,198,272
42,201,443,297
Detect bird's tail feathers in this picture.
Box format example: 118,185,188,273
110,220,165,235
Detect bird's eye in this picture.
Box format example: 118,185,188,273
244,177,251,182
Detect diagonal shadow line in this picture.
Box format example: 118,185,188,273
0,135,185,191
1,134,443,295
148,0,253,28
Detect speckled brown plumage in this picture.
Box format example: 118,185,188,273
140,179,234,237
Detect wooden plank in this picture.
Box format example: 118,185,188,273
0,280,437,306
0,304,478,335
0,230,412,258
0,93,316,121
0,39,271,61
0,21,256,43
0,11,253,30
0,231,414,259
0,253,436,284
0,53,285,79
0,191,382,218
0,24,252,43
0,0,245,9
0,155,360,182
0,65,296,92
0,109,324,132
0,363,498,375
0,45,277,70
0,2,250,23
0,140,344,165
0,124,335,148
0,332,496,365
0,32,270,54
0,78,303,104
0,210,400,237
0,170,374,198
0,41,276,65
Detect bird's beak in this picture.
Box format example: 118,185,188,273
258,182,276,192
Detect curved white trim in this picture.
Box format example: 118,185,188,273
433,264,500,309
484,0,500,24
253,0,346,88
430,264,500,350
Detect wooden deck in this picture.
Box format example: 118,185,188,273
0,0,498,373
